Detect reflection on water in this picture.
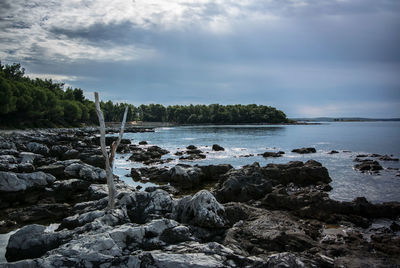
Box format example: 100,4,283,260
114,122,400,203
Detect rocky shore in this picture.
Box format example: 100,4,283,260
0,128,399,267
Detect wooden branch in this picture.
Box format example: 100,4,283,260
94,92,116,210
109,106,128,168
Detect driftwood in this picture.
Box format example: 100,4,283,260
94,92,128,210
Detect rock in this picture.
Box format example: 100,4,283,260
159,225,192,244
328,150,339,154
197,164,233,179
129,146,169,162
266,252,305,267
118,189,175,224
292,147,316,154
264,160,331,186
187,149,203,155
0,171,55,192
130,168,141,180
214,163,273,203
37,163,65,177
18,152,43,164
174,190,228,228
64,162,106,182
0,141,16,150
354,160,383,172
63,149,80,159
261,151,284,158
79,154,105,168
5,224,71,262
26,142,50,155
186,145,197,150
212,144,225,151
169,165,204,189
139,140,148,145
179,154,207,161
49,145,70,157
379,155,399,161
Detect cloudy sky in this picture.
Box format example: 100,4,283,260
1,0,399,117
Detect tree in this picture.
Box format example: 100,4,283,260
94,92,128,210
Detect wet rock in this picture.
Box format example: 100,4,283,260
26,142,50,156
292,147,316,154
179,154,207,160
186,145,197,150
212,144,225,151
174,190,228,228
130,168,141,180
328,150,339,154
139,140,148,145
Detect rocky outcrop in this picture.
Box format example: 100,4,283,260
214,160,331,203
260,151,285,157
354,160,383,172
0,171,55,192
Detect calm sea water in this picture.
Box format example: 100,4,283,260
114,122,400,203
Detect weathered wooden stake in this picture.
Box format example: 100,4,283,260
94,92,128,210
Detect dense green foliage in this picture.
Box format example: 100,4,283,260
0,63,288,128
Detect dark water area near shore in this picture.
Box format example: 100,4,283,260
114,122,400,203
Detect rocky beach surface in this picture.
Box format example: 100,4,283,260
0,128,399,267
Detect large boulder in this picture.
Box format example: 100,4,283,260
174,190,228,228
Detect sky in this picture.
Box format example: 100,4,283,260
1,0,400,118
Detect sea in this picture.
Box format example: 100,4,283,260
114,121,400,203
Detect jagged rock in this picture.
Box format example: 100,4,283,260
174,190,228,228
292,147,316,154
212,144,225,151
5,224,72,262
26,142,50,156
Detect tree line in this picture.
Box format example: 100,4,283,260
0,63,288,128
